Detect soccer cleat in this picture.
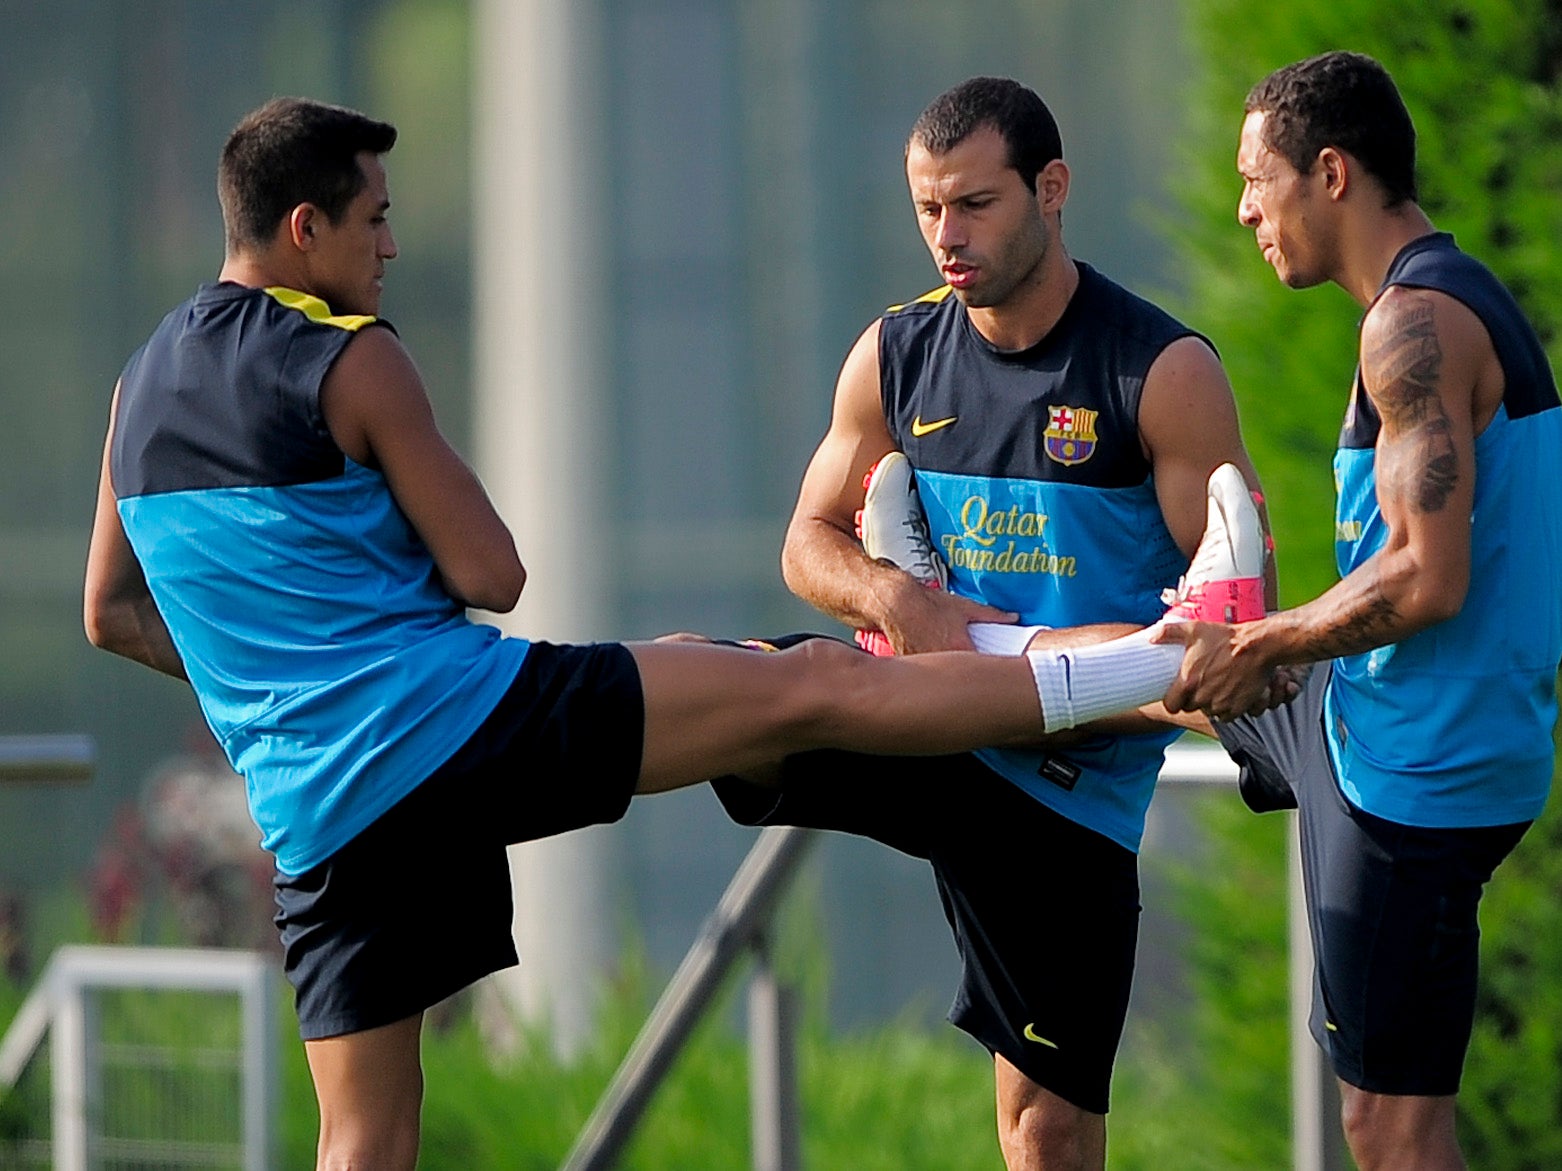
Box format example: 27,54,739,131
853,451,948,655
1161,463,1267,623
858,452,948,587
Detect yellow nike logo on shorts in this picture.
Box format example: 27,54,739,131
910,414,958,437
1023,1023,1059,1049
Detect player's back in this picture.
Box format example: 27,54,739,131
112,283,527,873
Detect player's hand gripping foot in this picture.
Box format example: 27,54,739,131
1161,463,1266,624
854,452,948,655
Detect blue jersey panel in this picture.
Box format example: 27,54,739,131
916,469,1181,850
916,470,1181,628
121,460,529,873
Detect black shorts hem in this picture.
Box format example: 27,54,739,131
1326,1051,1462,1099
297,941,520,1041
710,748,1136,1112
950,1008,1111,1116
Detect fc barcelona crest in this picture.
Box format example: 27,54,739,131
1044,405,1098,466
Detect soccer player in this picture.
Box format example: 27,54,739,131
1156,51,1562,1170
81,97,1253,1171
722,77,1273,1170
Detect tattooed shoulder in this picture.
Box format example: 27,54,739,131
1362,289,1460,514
1362,291,1443,424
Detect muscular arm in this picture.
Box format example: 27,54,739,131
83,384,188,679
1160,288,1485,718
1257,290,1476,655
1138,334,1277,607
781,320,1013,653
320,326,525,613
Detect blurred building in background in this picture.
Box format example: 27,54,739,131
0,0,1192,1031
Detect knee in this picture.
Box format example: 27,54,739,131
317,1121,420,1171
1338,1091,1375,1163
1339,1086,1460,1171
1339,1092,1401,1170
316,1091,422,1171
775,637,870,731
998,1098,1096,1171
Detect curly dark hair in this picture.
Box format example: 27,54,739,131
1245,51,1418,207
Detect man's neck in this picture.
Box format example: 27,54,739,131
217,252,295,293
1337,204,1437,306
967,250,1080,352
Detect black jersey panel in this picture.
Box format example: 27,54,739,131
112,284,386,498
879,264,1209,488
1338,234,1559,451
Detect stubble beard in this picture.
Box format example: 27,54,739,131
957,221,1049,312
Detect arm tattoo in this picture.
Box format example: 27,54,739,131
1313,584,1402,660
1363,297,1460,514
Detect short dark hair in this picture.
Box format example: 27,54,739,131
907,77,1063,193
218,97,397,252
1245,51,1418,206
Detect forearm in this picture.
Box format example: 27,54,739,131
781,516,920,630
1235,544,1460,667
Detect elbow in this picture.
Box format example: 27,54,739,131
1402,570,1467,630
1424,555,1469,625
83,595,130,656
780,534,824,608
488,562,526,612
779,540,805,598
779,517,822,600
452,560,525,613
83,606,111,652
83,574,111,649
1420,583,1466,628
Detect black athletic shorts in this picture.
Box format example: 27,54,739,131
714,738,1140,1115
1215,665,1530,1095
273,640,644,1040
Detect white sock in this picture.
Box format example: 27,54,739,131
1023,627,1184,733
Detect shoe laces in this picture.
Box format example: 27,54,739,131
899,515,945,584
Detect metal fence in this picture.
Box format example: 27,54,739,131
0,946,276,1171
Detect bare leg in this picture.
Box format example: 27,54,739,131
1018,623,1138,650
995,1054,1106,1171
1340,1085,1464,1171
627,637,1042,793
304,1014,424,1171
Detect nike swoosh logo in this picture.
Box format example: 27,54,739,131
1022,1023,1059,1049
910,414,958,437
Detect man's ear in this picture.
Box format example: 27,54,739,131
1317,147,1350,203
1037,158,1070,216
287,204,319,250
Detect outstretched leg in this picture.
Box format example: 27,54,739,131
628,636,1041,793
